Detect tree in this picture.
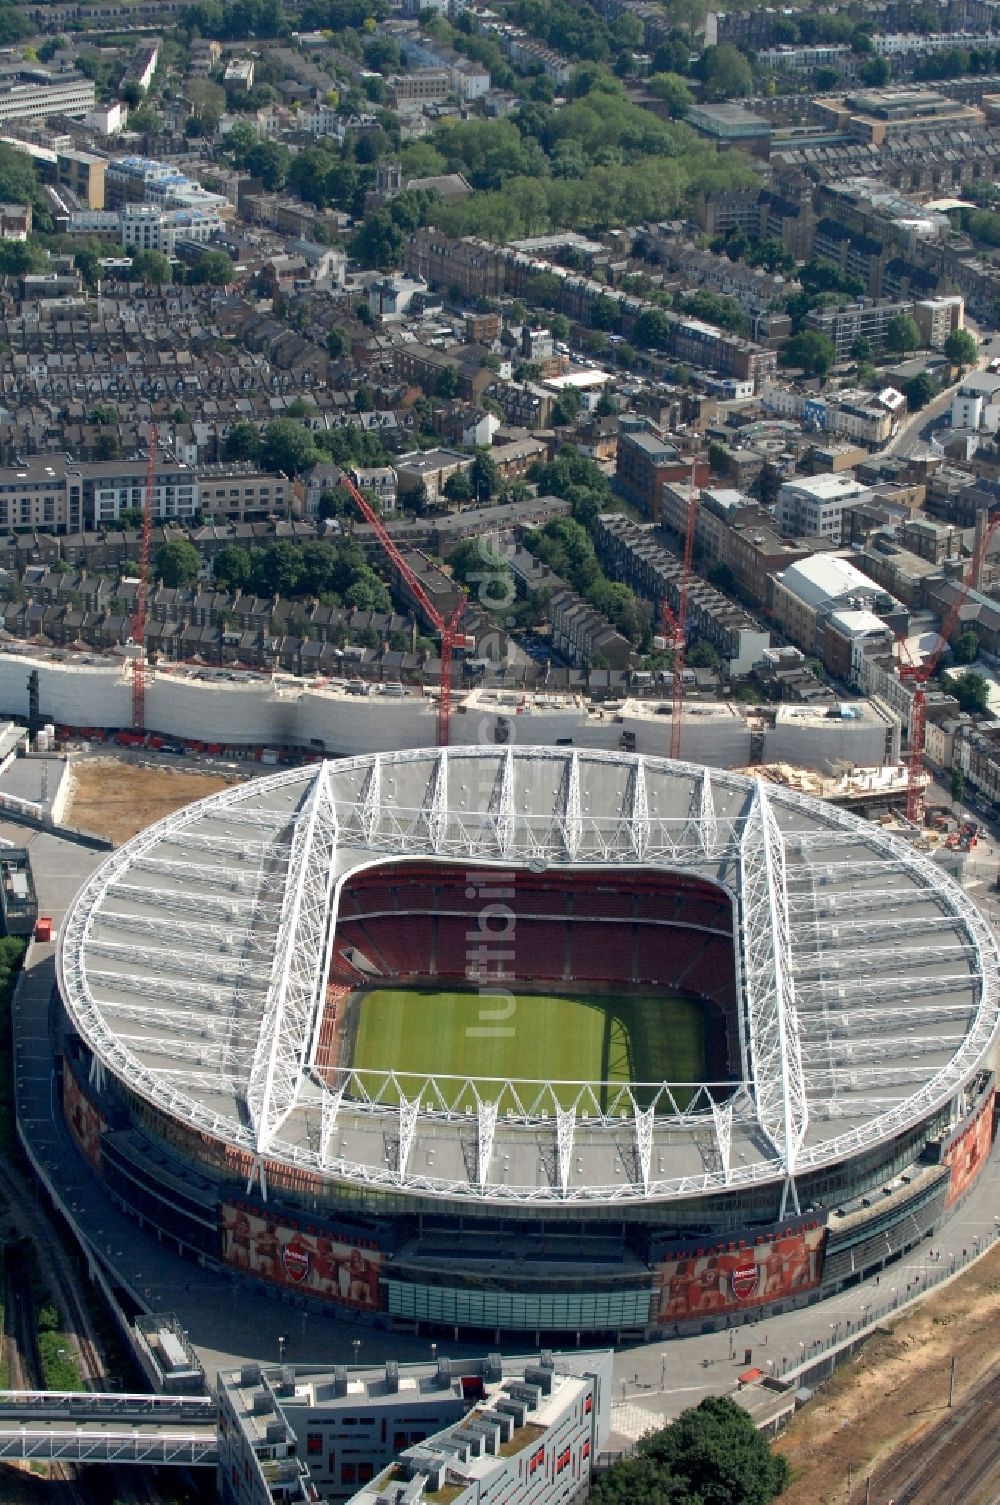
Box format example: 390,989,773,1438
859,55,891,85
946,669,990,714
190,250,234,285
261,420,318,477
701,44,753,100
129,249,172,286
326,326,350,359
781,330,837,378
952,629,980,664
470,451,500,501
213,544,252,590
0,240,45,276
443,470,473,504
951,765,966,803
686,639,719,668
223,421,262,462
549,313,571,341
851,335,873,362
225,120,258,166
647,71,693,118
434,366,460,399
590,1396,791,1505
155,540,201,588
944,327,978,369
245,140,289,191
904,371,938,410
708,440,730,475
885,313,922,356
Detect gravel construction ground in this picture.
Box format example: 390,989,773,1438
64,757,246,845
776,1239,1000,1504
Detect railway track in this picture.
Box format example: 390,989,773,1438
854,1363,1000,1505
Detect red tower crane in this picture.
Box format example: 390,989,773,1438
659,462,700,761
898,508,1000,824
340,474,466,746
130,422,157,733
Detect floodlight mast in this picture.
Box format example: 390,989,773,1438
340,474,467,745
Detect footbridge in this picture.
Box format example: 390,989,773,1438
0,1391,219,1465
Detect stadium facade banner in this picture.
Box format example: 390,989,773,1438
63,1065,105,1170
943,1086,996,1209
656,1223,826,1322
220,1203,385,1310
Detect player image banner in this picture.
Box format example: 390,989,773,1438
63,1065,105,1171
943,1087,996,1208
656,1222,826,1323
220,1203,385,1310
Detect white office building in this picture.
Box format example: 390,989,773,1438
65,203,225,253
951,371,1000,432
0,73,96,123
777,471,871,545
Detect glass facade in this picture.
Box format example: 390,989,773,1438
385,1280,654,1331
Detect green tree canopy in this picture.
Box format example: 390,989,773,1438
944,327,978,367
261,419,319,476
129,249,172,286
189,249,234,285
904,371,938,409
154,539,201,588
952,628,980,664
647,71,693,117
590,1396,791,1505
781,329,837,378
213,544,252,591
470,451,500,500
700,43,753,100
244,140,290,191
945,669,990,714
223,420,262,463
885,313,922,356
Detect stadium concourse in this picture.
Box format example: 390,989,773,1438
52,747,999,1345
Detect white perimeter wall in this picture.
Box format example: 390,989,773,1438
0,652,888,772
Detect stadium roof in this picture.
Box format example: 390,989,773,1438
58,748,1000,1210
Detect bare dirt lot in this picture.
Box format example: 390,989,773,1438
776,1241,1000,1504
64,757,247,845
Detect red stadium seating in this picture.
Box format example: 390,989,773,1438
332,863,736,1006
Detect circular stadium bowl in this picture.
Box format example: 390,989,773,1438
56,748,1000,1334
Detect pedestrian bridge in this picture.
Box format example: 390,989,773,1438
0,1391,219,1465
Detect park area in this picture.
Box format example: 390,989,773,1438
345,986,708,1107
64,756,247,845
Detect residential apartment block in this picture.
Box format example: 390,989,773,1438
615,419,708,522
0,456,290,531
595,513,769,676
217,1350,612,1505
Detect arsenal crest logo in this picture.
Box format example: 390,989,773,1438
731,1263,759,1301
282,1242,310,1284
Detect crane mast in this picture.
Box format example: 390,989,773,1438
899,508,1000,823
130,422,157,733
339,475,466,746
660,462,700,761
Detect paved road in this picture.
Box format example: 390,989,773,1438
9,815,1000,1422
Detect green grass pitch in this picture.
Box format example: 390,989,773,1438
346,987,709,1109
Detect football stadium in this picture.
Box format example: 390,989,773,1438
57,747,999,1340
